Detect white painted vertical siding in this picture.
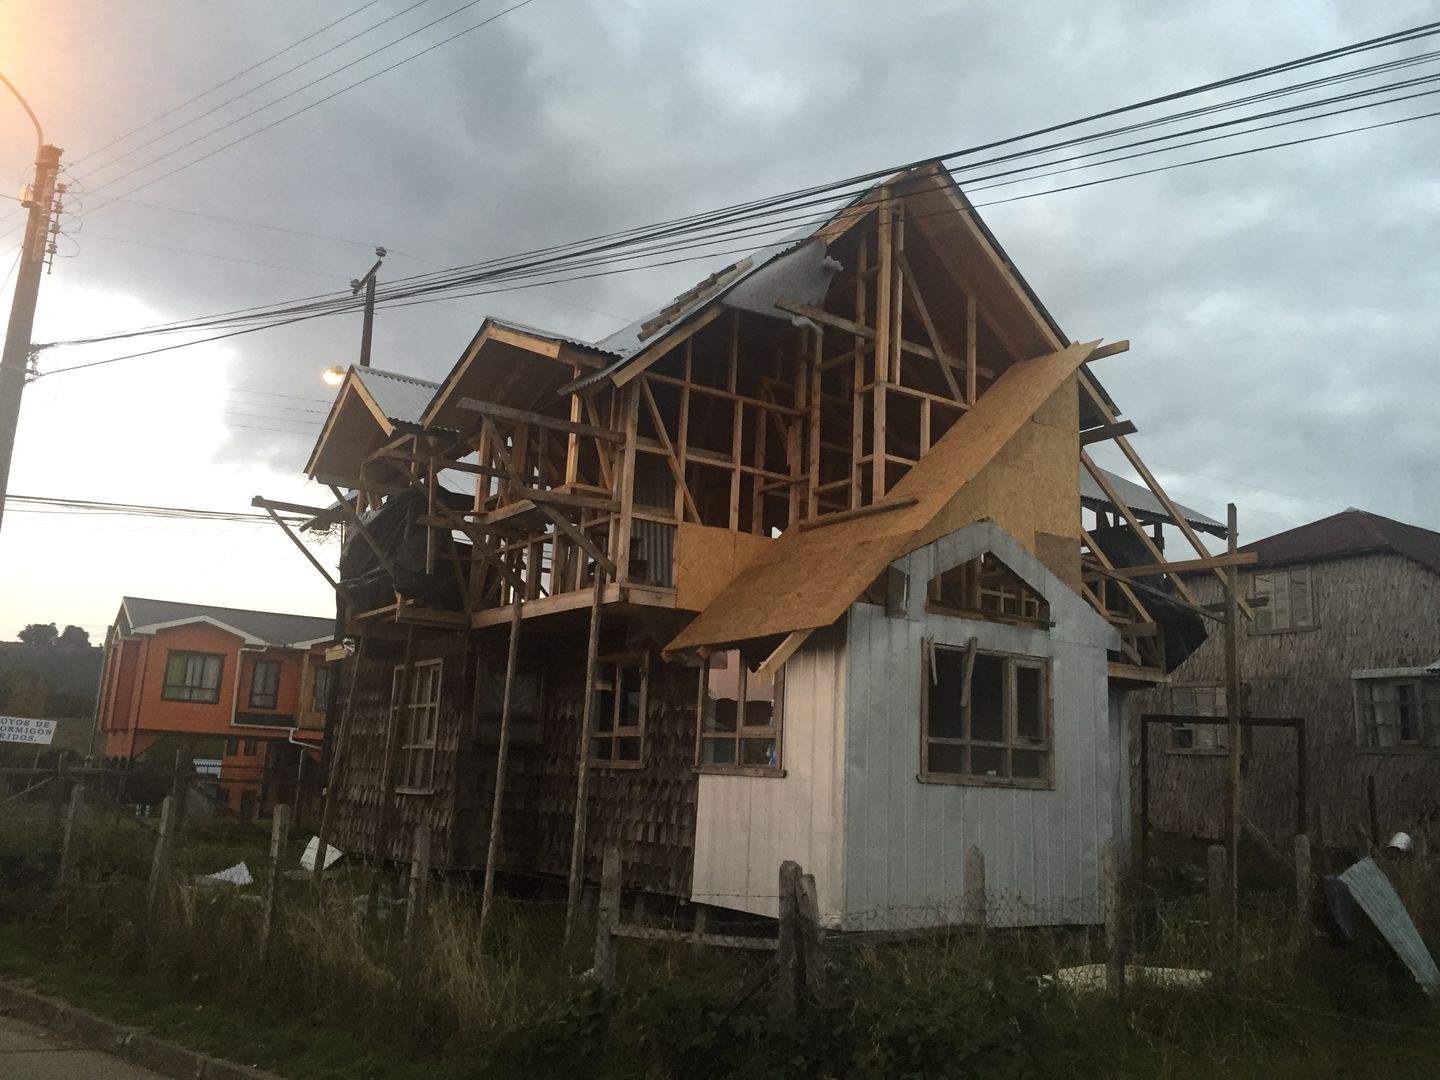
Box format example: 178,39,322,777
841,521,1119,929
690,628,847,919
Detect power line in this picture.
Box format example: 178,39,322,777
81,231,349,281
3,493,309,524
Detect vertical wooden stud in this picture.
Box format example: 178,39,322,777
260,804,292,965
480,597,523,940
565,569,608,942
594,845,621,991
1104,839,1125,997
404,823,432,973
1207,843,1230,976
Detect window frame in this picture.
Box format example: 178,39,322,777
311,663,335,713
588,653,648,769
1354,672,1440,753
694,650,785,778
1252,565,1316,634
919,644,1055,790
248,658,282,710
160,650,225,704
1166,685,1229,755
392,659,443,794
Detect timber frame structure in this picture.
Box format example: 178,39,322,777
259,163,1245,914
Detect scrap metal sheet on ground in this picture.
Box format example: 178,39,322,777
1339,856,1440,997
0,717,57,745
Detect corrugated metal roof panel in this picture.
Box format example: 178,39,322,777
1081,466,1225,537
354,367,440,425
1339,857,1440,997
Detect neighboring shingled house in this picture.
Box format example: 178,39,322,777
1136,509,1440,850
262,163,1238,929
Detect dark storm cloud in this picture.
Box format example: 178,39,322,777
5,0,1437,538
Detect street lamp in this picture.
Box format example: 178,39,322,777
321,366,345,387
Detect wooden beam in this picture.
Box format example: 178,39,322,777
326,485,398,578
797,495,919,532
1100,551,1258,578
536,504,617,578
457,397,625,443
612,304,725,389
1080,420,1138,447
896,250,964,403
965,294,978,406
756,629,811,684
250,496,333,518
1080,454,1203,609
774,299,996,378
638,377,701,524
1084,339,1130,362
262,507,340,591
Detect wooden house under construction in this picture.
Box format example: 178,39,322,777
260,163,1240,929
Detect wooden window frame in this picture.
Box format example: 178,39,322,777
392,659,442,794
1354,674,1440,753
248,659,282,710
919,643,1055,790
694,650,785,778
1166,685,1229,755
160,650,224,704
589,653,648,769
311,663,335,713
1252,565,1316,634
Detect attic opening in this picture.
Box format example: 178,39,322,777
926,553,1051,628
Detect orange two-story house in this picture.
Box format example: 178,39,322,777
94,597,336,816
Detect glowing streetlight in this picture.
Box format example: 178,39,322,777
321,365,345,387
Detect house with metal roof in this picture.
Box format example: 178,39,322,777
260,162,1243,929
1137,508,1440,853
94,597,336,817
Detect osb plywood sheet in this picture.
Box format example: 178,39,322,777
667,344,1095,651
674,524,775,612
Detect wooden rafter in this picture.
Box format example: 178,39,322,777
638,376,701,524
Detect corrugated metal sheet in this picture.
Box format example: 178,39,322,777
1339,857,1440,997
1081,466,1224,536
353,366,440,425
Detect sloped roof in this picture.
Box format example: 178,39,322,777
667,340,1098,652
120,597,333,647
1241,509,1440,576
353,366,440,426
1081,467,1224,537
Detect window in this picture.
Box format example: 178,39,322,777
1168,686,1228,753
393,660,442,791
224,738,239,756
697,650,783,773
1253,566,1315,632
249,659,281,709
1356,676,1440,750
476,666,542,746
243,739,258,756
922,644,1052,786
590,655,646,766
161,651,223,703
928,554,1050,625
312,664,335,712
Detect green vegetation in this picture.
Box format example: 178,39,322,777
1,806,1438,1078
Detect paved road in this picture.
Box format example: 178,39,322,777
0,1011,168,1079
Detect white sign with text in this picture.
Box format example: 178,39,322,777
0,716,58,745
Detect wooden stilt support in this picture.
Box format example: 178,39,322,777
479,596,523,939
1223,503,1242,963
314,635,365,888
564,567,608,942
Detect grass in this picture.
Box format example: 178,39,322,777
2,805,1439,1078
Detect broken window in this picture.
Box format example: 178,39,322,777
392,659,442,792
1252,566,1315,632
591,655,647,766
696,650,783,772
161,650,223,704
927,554,1049,625
249,660,281,709
1167,685,1228,753
1356,676,1440,749
923,644,1052,785
476,665,542,747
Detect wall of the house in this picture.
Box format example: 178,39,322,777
1135,552,1440,847
690,625,847,918
840,527,1117,929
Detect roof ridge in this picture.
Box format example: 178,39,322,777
121,596,331,622
355,366,441,389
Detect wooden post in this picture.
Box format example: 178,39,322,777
146,795,177,921
777,860,802,1018
1103,839,1125,997
1222,503,1242,954
48,751,69,831
798,871,825,997
315,635,365,888
594,845,620,991
259,804,292,965
404,824,431,983
963,846,986,934
56,782,84,888
1293,833,1311,955
171,745,190,832
1207,843,1230,976
480,598,523,940
564,568,607,942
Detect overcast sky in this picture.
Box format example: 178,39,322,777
0,0,1435,640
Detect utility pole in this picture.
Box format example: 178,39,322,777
0,72,59,538
351,247,385,369
1223,502,1243,959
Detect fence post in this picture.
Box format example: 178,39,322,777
797,871,825,998
594,845,621,991
1207,843,1231,976
146,795,177,921
1103,839,1125,997
56,783,85,889
403,824,431,985
171,746,190,832
1293,833,1311,955
259,804,292,965
963,846,987,935
777,860,802,1019
49,751,69,831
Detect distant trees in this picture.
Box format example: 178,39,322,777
15,623,91,647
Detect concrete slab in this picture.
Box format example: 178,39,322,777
0,1012,169,1079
